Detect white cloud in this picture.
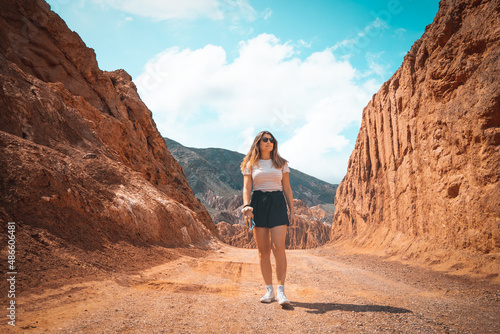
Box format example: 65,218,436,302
135,33,379,183
393,28,407,38
262,8,272,20
92,0,256,21
332,17,390,57
360,52,391,78
297,39,312,48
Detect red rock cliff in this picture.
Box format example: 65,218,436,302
0,0,215,249
332,0,500,273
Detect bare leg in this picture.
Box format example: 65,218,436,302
253,227,272,285
270,225,287,285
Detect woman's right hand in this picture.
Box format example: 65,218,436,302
244,211,254,228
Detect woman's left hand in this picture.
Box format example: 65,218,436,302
289,212,295,226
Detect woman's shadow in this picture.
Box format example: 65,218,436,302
283,302,412,314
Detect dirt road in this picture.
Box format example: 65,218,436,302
8,243,500,333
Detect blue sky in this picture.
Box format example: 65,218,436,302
46,0,439,184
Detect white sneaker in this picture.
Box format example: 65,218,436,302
277,285,290,306
260,285,275,303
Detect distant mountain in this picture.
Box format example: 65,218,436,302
165,138,337,225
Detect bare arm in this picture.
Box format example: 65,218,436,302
243,174,253,206
282,172,295,225
243,174,254,227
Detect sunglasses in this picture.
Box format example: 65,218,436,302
261,137,275,143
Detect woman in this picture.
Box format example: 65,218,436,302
240,131,295,306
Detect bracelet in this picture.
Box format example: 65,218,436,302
241,206,253,213
243,204,251,207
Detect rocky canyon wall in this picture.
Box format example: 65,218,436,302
0,0,215,250
332,0,500,275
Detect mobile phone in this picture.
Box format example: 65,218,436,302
249,218,255,231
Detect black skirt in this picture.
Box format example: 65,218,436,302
250,190,289,228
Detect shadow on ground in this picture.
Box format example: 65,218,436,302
291,302,412,314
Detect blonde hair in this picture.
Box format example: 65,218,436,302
240,131,288,173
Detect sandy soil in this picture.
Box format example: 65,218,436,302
4,242,500,333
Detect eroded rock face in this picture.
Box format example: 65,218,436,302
332,0,499,260
217,199,331,249
0,0,215,249
216,222,257,249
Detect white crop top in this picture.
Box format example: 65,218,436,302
243,159,290,192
